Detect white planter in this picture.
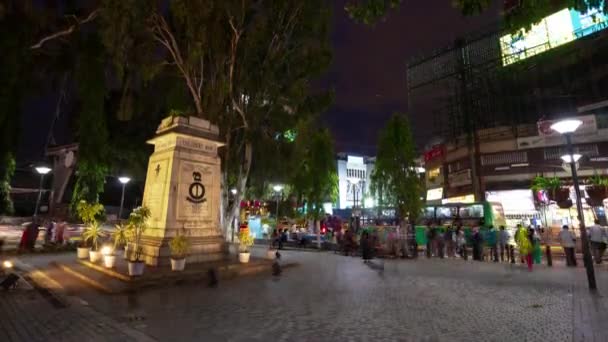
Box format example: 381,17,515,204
171,258,186,271
128,261,145,276
239,252,251,263
89,250,102,263
123,246,129,259
77,247,91,259
267,249,277,259
103,255,116,268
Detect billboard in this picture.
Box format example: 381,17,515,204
501,6,608,66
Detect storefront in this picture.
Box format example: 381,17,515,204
485,189,539,228
442,194,475,204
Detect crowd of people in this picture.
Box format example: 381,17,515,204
18,219,68,252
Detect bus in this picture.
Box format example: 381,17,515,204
415,201,506,246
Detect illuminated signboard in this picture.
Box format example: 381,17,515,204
501,6,608,66
442,194,475,204
426,188,443,201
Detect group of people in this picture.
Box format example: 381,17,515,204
423,222,547,271
18,219,67,251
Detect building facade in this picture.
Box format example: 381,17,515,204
336,153,375,210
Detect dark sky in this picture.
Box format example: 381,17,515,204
322,0,501,155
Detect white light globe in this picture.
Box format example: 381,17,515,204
561,154,582,163
118,177,131,184
550,119,582,134
273,185,283,192
35,166,51,175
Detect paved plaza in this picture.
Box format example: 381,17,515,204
3,248,608,341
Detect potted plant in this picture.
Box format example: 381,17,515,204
531,175,569,202
101,245,116,268
82,221,104,263
126,206,150,276
169,234,190,271
586,174,608,206
238,227,254,263
111,223,131,259
75,201,104,260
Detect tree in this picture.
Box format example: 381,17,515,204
346,0,607,30
290,119,338,248
369,113,421,227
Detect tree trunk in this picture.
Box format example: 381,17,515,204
316,219,321,249
220,141,253,241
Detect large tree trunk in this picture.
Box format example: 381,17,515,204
220,141,253,242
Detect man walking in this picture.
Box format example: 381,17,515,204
498,226,509,262
486,225,498,262
588,220,607,264
558,225,577,267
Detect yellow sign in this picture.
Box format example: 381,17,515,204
442,194,475,204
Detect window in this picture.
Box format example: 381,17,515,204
459,204,484,219
481,151,528,166
544,144,599,160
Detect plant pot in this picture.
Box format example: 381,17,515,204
549,187,570,203
557,199,573,209
123,247,129,259
586,185,607,205
239,252,251,263
89,250,102,263
103,255,116,268
128,261,145,276
77,247,91,259
170,258,186,271
267,249,277,259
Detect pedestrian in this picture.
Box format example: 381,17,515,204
532,226,542,264
455,225,467,260
516,225,533,271
44,220,55,245
588,219,607,264
486,225,498,262
271,228,279,249
425,222,433,258
361,231,372,263
558,225,577,267
506,227,516,264
472,228,483,261
498,226,508,262
55,221,66,245
436,226,445,259
444,226,455,258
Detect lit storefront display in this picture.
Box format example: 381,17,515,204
426,188,443,202
501,7,608,66
486,189,539,227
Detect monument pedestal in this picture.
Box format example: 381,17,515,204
140,116,227,266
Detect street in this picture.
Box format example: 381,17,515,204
4,247,608,341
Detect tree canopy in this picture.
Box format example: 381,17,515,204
369,113,421,222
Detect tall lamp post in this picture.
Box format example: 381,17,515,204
273,185,283,229
551,118,596,290
34,166,52,217
348,178,361,233
230,188,238,243
118,177,131,220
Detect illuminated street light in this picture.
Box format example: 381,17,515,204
118,176,131,220
34,165,52,217
273,184,283,222
552,118,596,290
560,154,582,163
231,188,238,195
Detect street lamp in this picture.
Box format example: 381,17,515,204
551,118,596,290
348,177,361,232
273,184,283,220
34,166,51,217
118,177,131,220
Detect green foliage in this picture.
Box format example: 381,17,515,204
370,113,421,221
589,173,608,187
238,228,254,253
76,201,105,226
531,176,561,192
0,153,15,215
169,235,190,259
346,0,403,24
111,223,131,249
290,119,338,221
82,221,105,251
126,206,150,262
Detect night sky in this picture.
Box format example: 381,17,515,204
322,0,501,155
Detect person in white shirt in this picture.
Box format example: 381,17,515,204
588,219,607,264
558,225,577,267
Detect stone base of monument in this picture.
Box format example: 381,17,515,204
138,235,228,266
53,255,297,294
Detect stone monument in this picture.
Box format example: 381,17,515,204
139,116,227,266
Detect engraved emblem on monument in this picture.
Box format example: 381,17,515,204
187,172,206,204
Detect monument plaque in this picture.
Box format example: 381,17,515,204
139,116,226,266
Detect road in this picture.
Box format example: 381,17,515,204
4,247,608,341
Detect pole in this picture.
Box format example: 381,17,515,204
34,174,45,217
566,133,597,290
119,183,126,220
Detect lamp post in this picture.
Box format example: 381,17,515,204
230,188,238,243
34,166,51,217
348,178,361,233
118,177,131,220
551,118,596,290
273,185,283,228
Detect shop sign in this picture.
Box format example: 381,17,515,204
537,115,596,137
448,169,472,187
442,194,475,204
426,188,443,201
424,145,445,162
426,167,443,187
485,190,536,214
